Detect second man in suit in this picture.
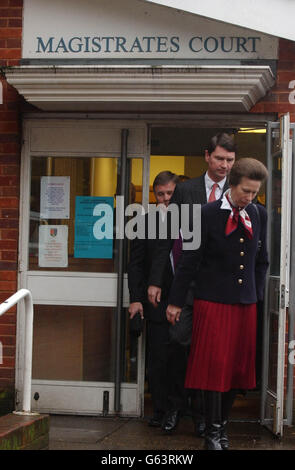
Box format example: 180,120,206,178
148,132,236,303
127,171,189,430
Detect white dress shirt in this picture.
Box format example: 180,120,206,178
204,172,226,202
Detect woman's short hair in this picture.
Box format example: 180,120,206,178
229,158,268,186
153,171,179,190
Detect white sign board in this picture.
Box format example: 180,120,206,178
23,0,278,60
38,225,68,267
40,176,70,220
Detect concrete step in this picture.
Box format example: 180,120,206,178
0,413,49,450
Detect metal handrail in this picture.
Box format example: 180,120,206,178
0,288,36,415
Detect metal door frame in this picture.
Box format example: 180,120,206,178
260,114,295,436
16,118,149,416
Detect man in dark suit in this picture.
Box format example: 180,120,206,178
147,133,236,434
128,170,188,428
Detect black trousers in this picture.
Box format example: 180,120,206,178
147,319,189,415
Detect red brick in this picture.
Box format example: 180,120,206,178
9,0,23,6
0,368,14,379
261,92,279,103
279,93,294,103
7,18,21,27
0,323,16,335
0,48,21,59
0,311,16,322
0,7,22,17
1,347,15,359
1,357,15,368
0,335,16,346
278,61,295,72
277,71,295,84
6,38,21,48
0,176,19,186
278,40,295,60
0,261,17,269
0,220,19,229
0,187,19,197
1,166,20,177
0,28,21,39
0,111,19,121
1,251,17,261
0,239,17,249
0,284,17,294
0,271,17,281
0,198,19,208
0,122,19,133
0,209,19,219
0,144,21,154
0,230,18,240
0,134,19,143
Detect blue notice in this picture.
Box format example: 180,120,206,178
74,196,114,259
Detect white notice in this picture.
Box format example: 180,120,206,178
38,225,68,267
40,176,70,219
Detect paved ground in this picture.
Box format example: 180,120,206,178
48,392,295,452
48,414,295,451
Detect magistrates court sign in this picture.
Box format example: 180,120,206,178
22,0,278,61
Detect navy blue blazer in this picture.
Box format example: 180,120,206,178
148,173,228,288
168,200,269,307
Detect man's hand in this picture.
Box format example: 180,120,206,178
166,304,182,325
148,285,162,307
128,302,144,319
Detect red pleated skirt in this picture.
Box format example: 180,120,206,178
185,299,257,392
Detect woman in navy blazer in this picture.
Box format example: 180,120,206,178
166,158,269,450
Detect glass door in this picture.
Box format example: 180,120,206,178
17,120,149,416
260,114,294,436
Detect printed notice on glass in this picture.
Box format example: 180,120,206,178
38,225,68,267
40,176,70,219
74,196,114,259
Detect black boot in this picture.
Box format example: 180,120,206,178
162,409,180,432
191,390,206,437
204,391,222,450
220,390,236,450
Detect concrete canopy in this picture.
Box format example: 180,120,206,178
4,65,275,112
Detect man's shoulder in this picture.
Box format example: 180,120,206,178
176,174,205,195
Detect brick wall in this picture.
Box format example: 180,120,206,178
0,0,22,410
251,38,295,122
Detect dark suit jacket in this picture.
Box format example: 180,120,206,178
127,212,173,322
148,173,228,288
168,200,269,307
